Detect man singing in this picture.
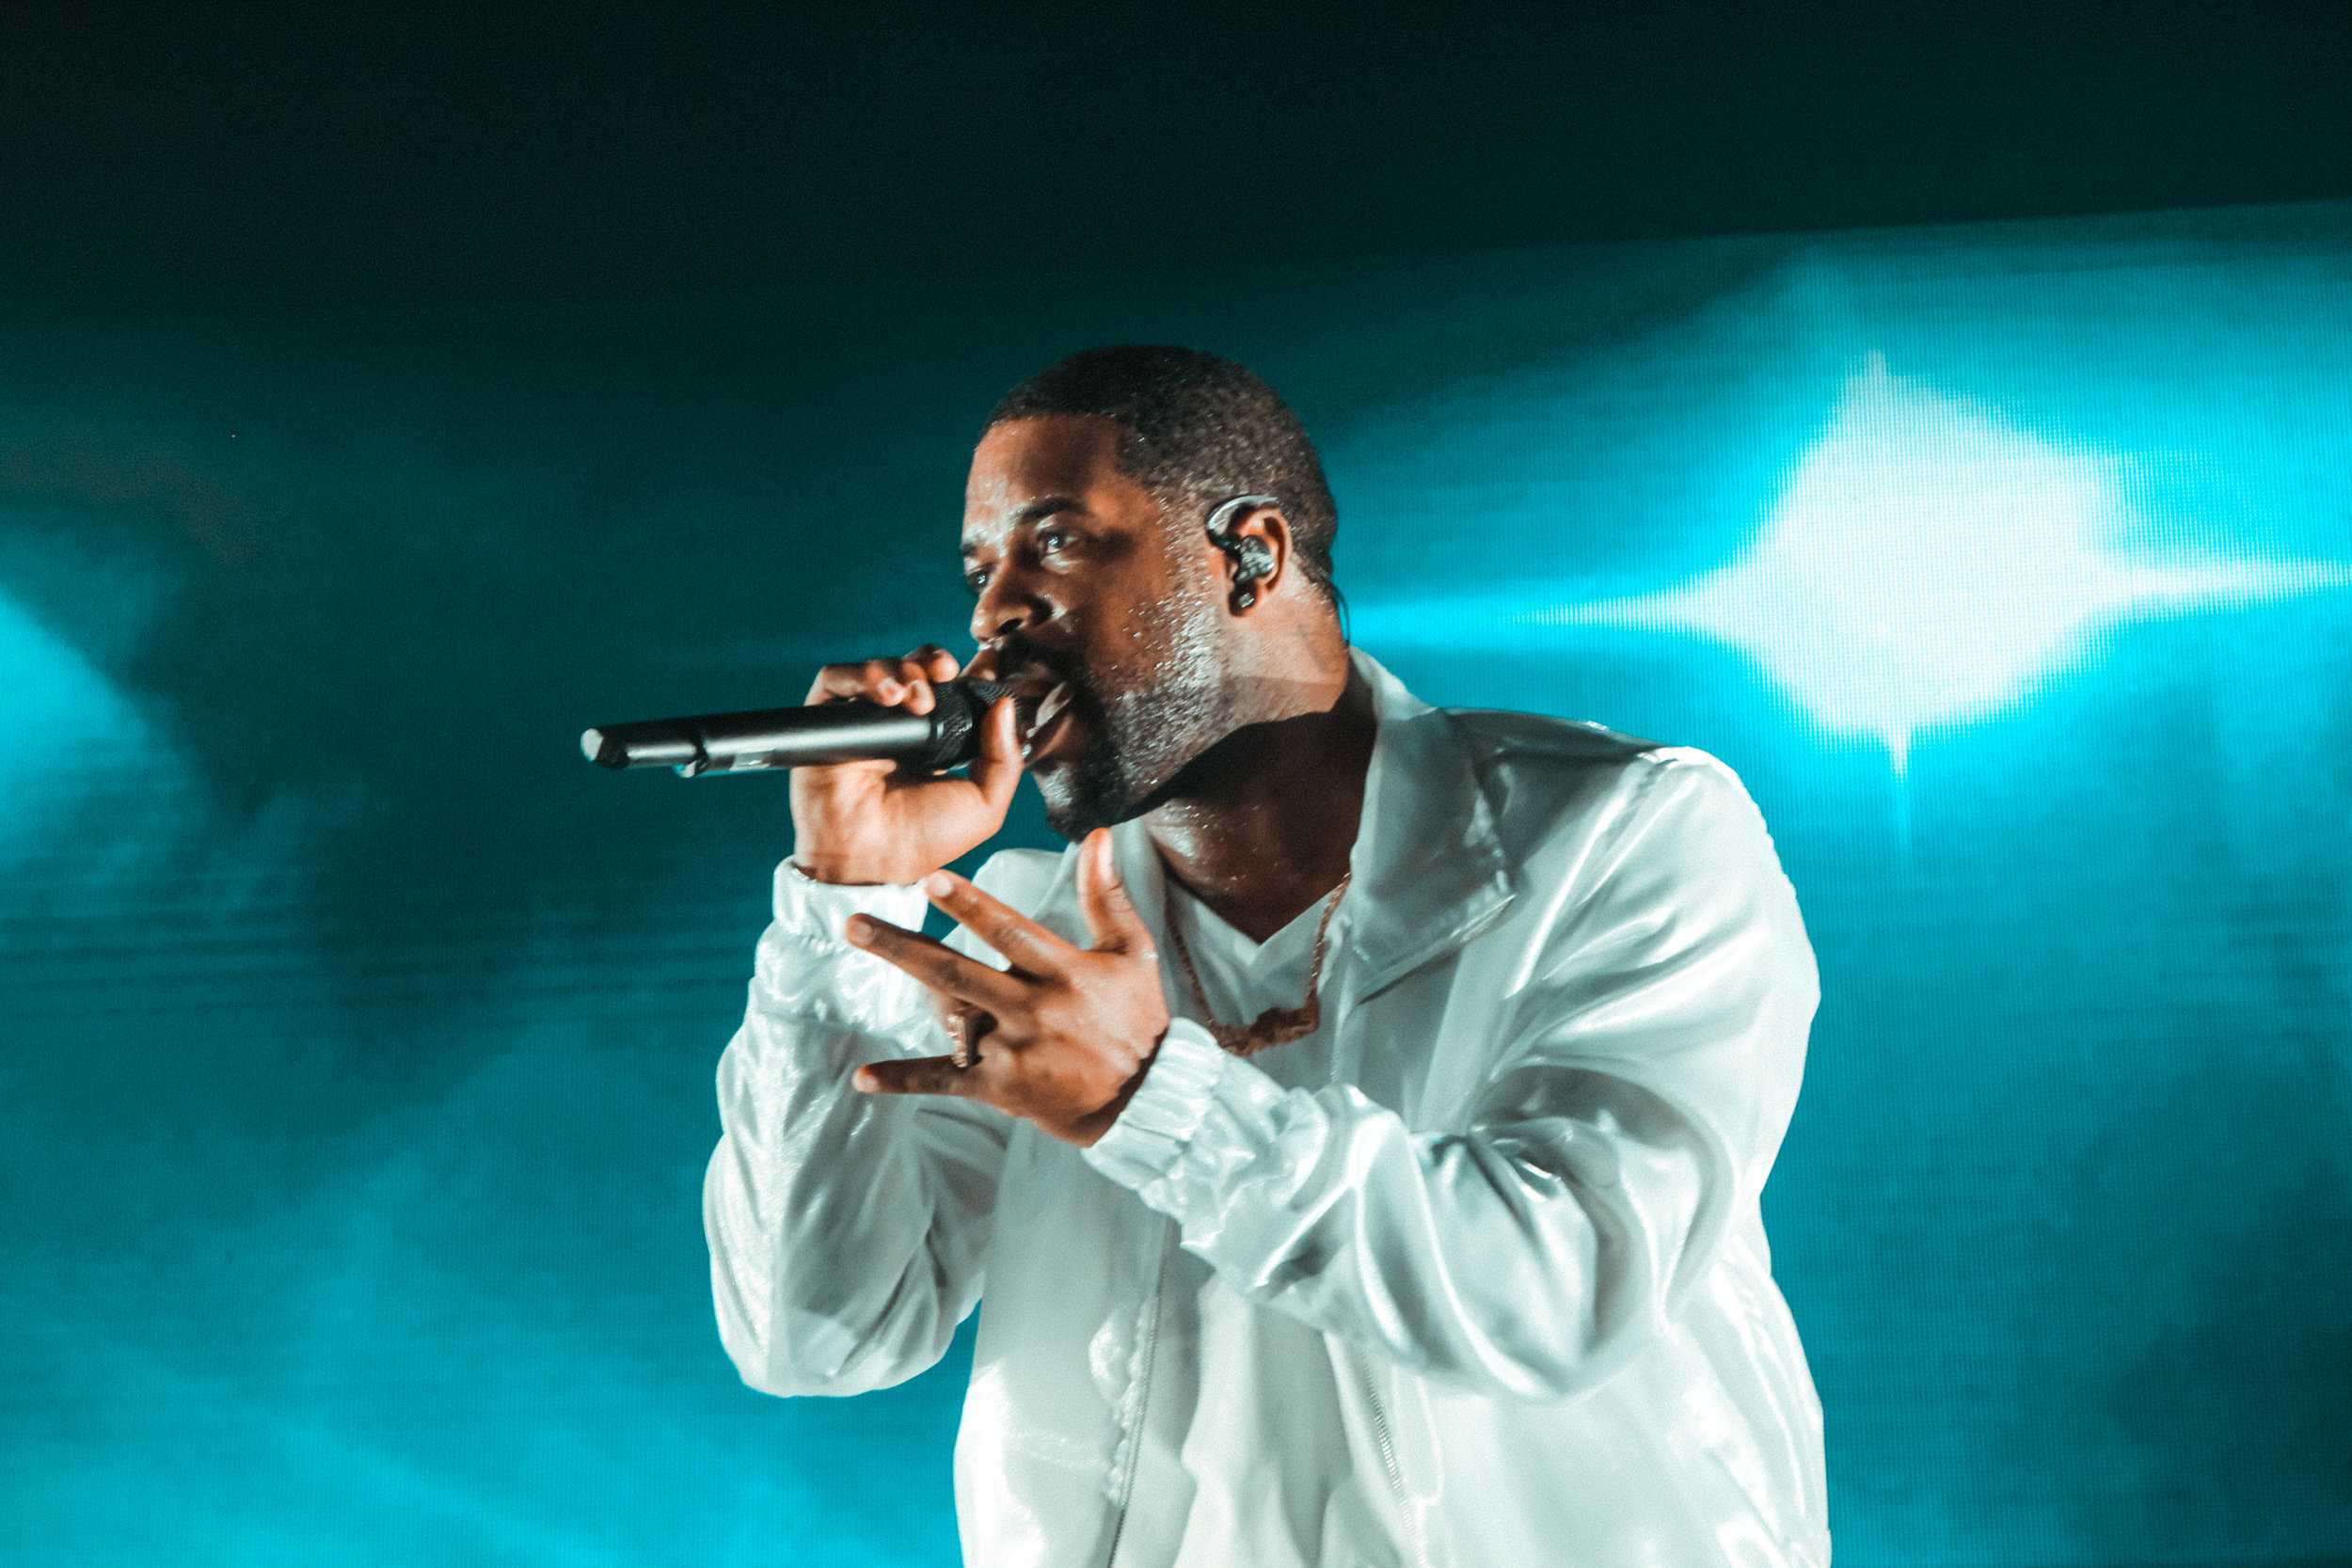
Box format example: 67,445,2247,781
703,345,1830,1566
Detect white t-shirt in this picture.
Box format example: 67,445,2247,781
1117,872,1388,1567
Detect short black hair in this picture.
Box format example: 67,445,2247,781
981,345,1343,616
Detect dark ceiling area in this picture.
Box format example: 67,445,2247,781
3,1,2349,314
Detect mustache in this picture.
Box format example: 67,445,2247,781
992,641,1087,699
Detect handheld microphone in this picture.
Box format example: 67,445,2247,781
580,677,1018,777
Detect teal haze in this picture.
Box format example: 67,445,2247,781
1,198,2346,1565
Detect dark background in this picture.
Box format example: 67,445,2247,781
6,1,2349,313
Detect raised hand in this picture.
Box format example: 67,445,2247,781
844,828,1171,1148
787,642,1024,886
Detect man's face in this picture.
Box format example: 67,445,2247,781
961,415,1240,840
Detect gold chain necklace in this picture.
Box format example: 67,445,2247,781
1162,870,1353,1057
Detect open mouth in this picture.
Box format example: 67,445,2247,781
1012,676,1083,766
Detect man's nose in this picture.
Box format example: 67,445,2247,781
969,572,1050,648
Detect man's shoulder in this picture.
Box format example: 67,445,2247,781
1441,705,1669,769
1438,705,1763,852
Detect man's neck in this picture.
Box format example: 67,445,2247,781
1139,652,1376,945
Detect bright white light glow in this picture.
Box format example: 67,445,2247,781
1539,356,2352,772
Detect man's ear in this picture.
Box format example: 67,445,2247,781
1216,503,1290,612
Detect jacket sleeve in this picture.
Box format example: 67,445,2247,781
703,853,1022,1399
1077,752,1820,1402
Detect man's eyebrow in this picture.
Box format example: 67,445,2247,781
961,497,1087,557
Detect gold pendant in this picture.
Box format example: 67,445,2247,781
1209,999,1322,1056
1166,865,1353,1059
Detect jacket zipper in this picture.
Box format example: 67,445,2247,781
1101,1215,1176,1568
1328,995,1428,1567
1358,1355,1431,1568
1102,1262,1430,1568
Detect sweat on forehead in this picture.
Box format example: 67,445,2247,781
962,420,1170,541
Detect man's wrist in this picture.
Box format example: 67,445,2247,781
1076,1018,1227,1179
1076,1029,1165,1147
1106,1040,1160,1117
772,857,932,943
788,852,917,888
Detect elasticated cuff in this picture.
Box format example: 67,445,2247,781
1078,1016,1229,1193
770,858,930,935
754,859,933,1032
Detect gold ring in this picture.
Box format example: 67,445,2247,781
946,1009,977,1069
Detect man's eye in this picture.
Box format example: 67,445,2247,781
1038,527,1071,554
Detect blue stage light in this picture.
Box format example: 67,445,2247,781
1359,355,2352,774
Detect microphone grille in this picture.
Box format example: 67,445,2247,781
917,675,1020,769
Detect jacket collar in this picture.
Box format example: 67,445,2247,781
1101,643,1517,1004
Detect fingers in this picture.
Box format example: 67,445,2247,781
928,990,985,1033
930,994,996,1066
1075,828,1152,954
892,644,961,715
967,694,1025,807
853,1053,984,1098
845,913,1027,1012
804,657,918,707
921,866,1072,976
803,644,962,713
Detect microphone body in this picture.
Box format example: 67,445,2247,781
581,677,1017,777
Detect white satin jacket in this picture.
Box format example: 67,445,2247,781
705,645,1830,1567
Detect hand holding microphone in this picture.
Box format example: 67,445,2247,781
783,644,1025,887
580,640,1073,884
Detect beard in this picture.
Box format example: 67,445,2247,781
1032,588,1239,841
